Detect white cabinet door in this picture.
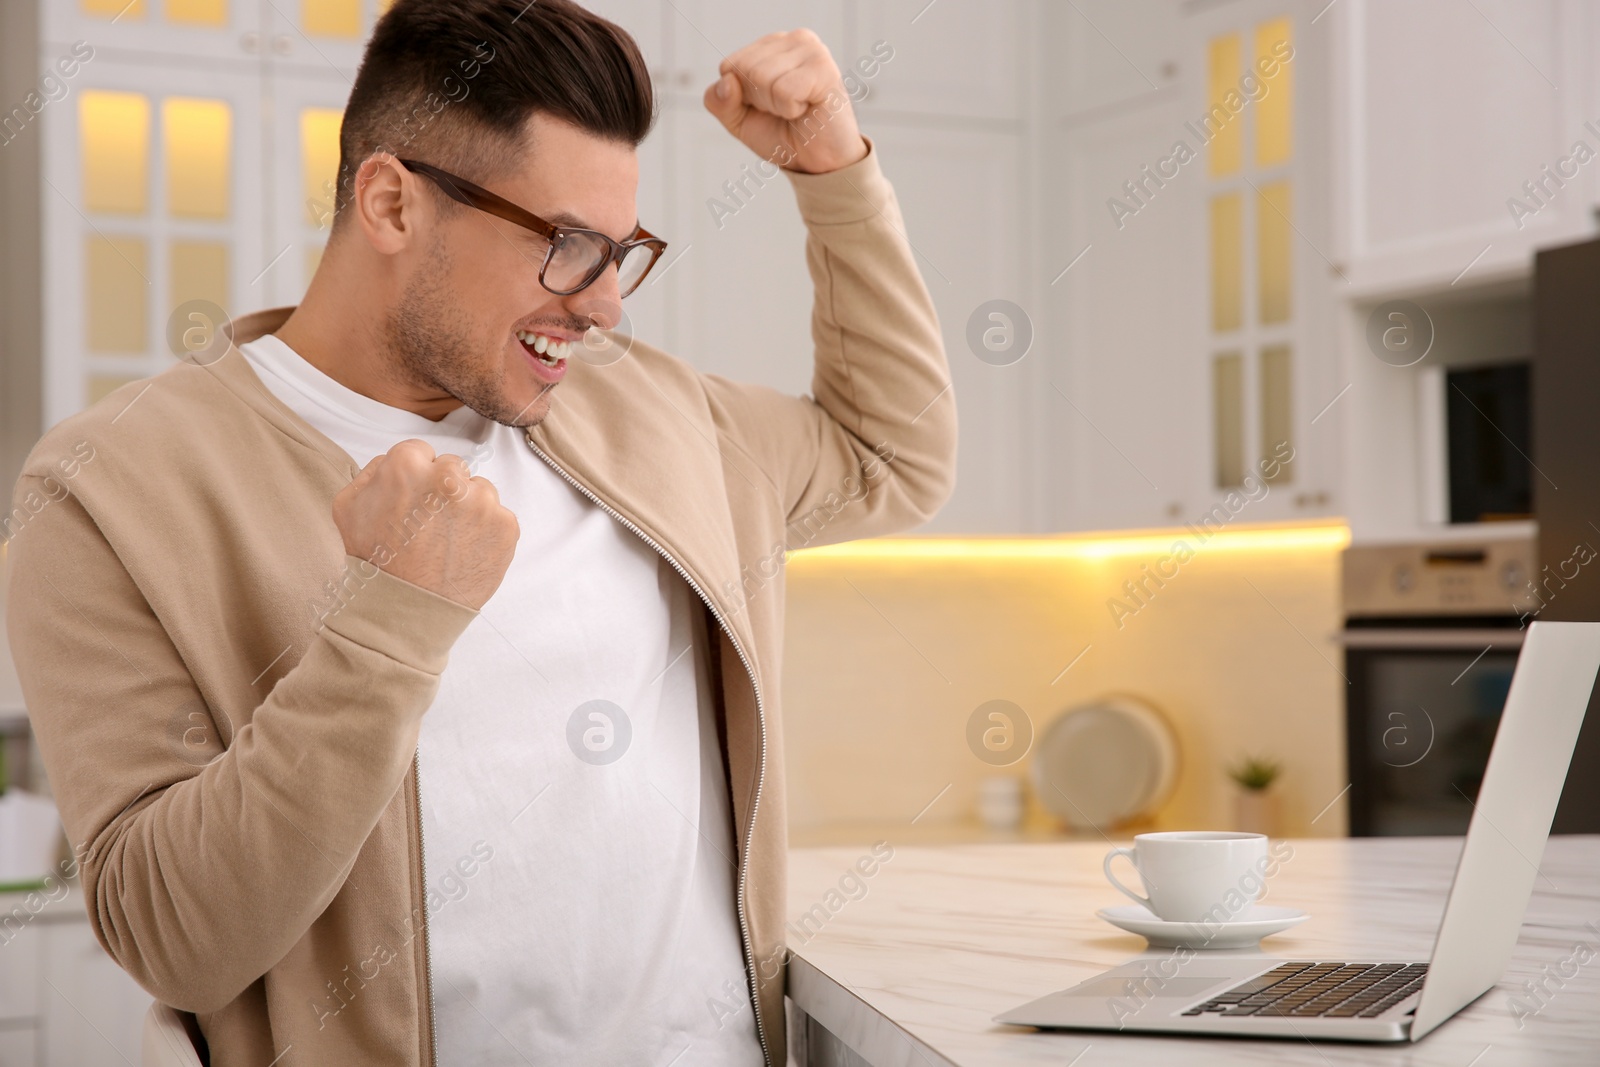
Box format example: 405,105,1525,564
0,911,42,1023
580,0,667,83
1179,0,1341,524
1046,0,1186,121
661,112,1025,532
1049,99,1206,531
857,124,1028,533
39,922,149,1067
0,1028,36,1067
1332,0,1595,293
660,105,816,397
664,0,849,103
850,0,1021,121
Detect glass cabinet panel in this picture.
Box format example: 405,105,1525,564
86,236,149,353
1253,17,1293,168
302,0,362,38
164,97,232,219
170,240,229,310
1257,179,1291,324
1260,343,1292,482
1206,33,1241,177
81,91,151,215
1213,352,1244,488
1210,192,1243,333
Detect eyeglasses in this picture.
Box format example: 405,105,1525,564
397,158,668,298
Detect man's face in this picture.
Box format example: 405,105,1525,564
385,113,640,428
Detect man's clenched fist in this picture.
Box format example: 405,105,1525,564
332,439,519,611
702,28,869,175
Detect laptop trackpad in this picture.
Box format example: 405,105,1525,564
1062,977,1230,999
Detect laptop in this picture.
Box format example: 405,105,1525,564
995,619,1600,1043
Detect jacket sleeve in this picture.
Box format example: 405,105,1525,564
4,476,477,1013
698,136,958,548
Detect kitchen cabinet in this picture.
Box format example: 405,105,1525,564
664,0,847,100
1040,0,1581,539
43,0,389,77
261,0,383,79
0,917,42,1023
38,0,387,430
1048,97,1206,532
39,55,268,431
43,0,262,64
645,1,1033,533
0,889,151,1067
1041,0,1341,532
1046,0,1185,122
578,0,666,82
1184,0,1341,526
44,1,383,79
850,0,1021,123
854,123,1030,534
40,922,147,1067
658,104,814,398
0,1031,37,1067
29,0,1594,538
1328,0,1597,295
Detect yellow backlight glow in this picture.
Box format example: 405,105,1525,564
788,522,1350,565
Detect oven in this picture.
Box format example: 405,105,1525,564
1340,535,1538,836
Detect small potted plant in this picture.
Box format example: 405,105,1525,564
1228,755,1282,836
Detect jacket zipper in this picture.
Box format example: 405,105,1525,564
524,436,775,1067
414,749,440,1067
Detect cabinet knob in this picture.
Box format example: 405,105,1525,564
271,35,294,56
240,31,260,53
1393,564,1416,594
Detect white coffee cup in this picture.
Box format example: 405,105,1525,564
1103,831,1268,923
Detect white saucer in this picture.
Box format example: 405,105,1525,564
1095,904,1309,949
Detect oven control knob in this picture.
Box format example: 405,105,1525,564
1392,564,1415,594
1502,561,1525,591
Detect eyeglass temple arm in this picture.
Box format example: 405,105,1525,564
397,158,561,240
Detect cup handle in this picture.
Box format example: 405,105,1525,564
1103,847,1153,910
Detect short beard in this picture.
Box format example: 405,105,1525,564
383,238,552,429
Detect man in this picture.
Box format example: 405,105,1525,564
5,0,955,1063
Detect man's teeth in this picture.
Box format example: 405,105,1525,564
516,330,571,364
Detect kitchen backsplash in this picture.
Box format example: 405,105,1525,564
781,522,1349,845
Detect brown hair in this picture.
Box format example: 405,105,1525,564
331,0,654,230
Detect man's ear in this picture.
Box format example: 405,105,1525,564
352,154,425,254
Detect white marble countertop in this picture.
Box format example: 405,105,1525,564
785,836,1600,1066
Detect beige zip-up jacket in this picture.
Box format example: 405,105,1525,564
5,140,954,1066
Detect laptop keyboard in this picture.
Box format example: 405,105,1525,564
1181,962,1429,1019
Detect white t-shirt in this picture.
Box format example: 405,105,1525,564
239,335,763,1066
